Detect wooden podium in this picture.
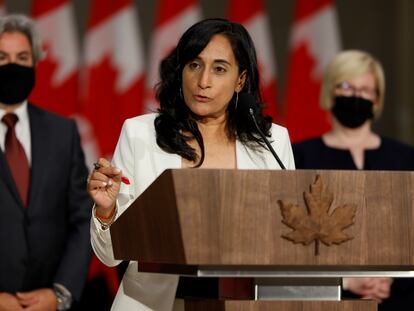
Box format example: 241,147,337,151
110,169,414,310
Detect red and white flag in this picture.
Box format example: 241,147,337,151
227,0,279,121
82,0,145,158
144,0,201,112
284,0,341,143
0,0,6,15
81,0,146,303
30,0,79,116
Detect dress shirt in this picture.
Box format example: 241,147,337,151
0,101,31,165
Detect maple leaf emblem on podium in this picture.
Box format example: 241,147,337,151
279,175,357,255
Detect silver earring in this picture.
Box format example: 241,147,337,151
235,92,239,110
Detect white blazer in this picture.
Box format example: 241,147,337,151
91,113,295,311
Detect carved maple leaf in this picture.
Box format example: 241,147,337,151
279,175,357,255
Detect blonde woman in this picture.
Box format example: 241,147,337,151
293,50,414,310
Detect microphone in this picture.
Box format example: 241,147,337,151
239,93,286,170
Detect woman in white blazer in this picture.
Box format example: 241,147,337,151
88,18,295,311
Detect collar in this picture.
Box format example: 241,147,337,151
0,100,29,123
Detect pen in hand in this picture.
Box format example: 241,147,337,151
93,162,130,185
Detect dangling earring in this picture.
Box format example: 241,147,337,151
180,87,183,100
235,92,239,110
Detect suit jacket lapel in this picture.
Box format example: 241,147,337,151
27,104,49,209
236,139,268,169
155,149,181,172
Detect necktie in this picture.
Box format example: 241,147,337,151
2,113,30,206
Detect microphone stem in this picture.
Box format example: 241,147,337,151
249,108,286,169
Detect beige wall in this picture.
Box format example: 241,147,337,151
5,0,414,145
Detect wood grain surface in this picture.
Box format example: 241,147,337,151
184,299,377,311
111,169,414,268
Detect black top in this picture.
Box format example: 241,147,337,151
293,136,414,311
293,136,414,171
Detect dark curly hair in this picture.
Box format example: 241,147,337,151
154,18,272,167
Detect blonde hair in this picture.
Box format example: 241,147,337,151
320,50,385,118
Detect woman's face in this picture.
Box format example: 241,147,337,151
182,34,246,120
331,71,379,129
333,71,378,104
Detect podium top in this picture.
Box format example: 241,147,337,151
111,169,414,269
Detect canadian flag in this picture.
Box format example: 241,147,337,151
144,0,201,112
30,0,79,117
284,0,341,143
227,0,279,121
82,0,145,158
80,0,146,302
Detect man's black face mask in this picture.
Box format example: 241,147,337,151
0,63,35,105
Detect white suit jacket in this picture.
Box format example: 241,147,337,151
91,113,295,311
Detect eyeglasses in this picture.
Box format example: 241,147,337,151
335,81,378,100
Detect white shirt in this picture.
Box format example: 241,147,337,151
0,101,32,165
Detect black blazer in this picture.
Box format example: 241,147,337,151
0,104,92,302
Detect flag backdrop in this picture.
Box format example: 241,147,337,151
82,0,145,158
79,0,146,306
3,0,344,306
284,0,341,142
30,0,79,116
144,0,201,112
30,0,100,177
227,0,279,121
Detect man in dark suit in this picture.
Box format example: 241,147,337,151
0,14,92,310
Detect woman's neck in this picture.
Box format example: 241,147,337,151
196,115,231,142
182,115,236,169
323,119,380,149
323,119,380,170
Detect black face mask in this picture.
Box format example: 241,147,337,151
0,63,35,105
331,96,374,129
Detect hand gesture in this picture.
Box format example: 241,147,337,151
87,158,122,216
